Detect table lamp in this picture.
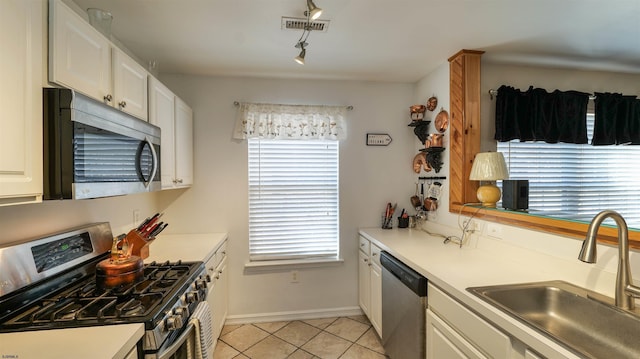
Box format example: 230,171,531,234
469,152,509,207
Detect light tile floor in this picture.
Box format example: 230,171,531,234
213,315,388,359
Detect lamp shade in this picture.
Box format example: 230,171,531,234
469,152,509,181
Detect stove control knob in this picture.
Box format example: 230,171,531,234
165,315,184,331
195,279,208,290
186,291,199,304
174,306,189,321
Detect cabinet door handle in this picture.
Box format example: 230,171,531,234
372,253,377,257
119,101,127,108
360,243,365,247
103,94,113,103
363,258,368,262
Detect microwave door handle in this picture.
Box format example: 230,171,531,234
136,136,159,189
146,136,159,188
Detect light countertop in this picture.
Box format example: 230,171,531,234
145,232,228,263
1,324,144,359
359,227,612,359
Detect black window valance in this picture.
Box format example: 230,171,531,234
592,92,640,145
494,85,590,144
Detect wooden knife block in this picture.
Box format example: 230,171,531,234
125,230,154,259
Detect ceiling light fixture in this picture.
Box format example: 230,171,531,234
305,0,323,20
293,0,322,65
294,46,306,65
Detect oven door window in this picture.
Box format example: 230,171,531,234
73,123,160,183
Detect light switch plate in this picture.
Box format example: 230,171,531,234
366,133,392,146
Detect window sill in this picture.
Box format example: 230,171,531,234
244,257,344,273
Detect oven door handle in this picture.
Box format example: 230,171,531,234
156,322,195,359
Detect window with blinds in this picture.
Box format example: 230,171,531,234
248,138,339,261
497,113,640,228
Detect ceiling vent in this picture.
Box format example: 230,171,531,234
281,17,329,32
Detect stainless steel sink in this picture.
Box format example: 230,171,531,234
467,280,640,359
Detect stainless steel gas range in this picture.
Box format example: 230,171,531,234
0,223,211,359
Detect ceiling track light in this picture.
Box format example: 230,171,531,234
305,0,323,21
293,1,321,64
294,46,306,65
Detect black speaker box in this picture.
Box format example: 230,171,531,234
502,180,529,210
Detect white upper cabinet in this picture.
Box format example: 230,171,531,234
149,77,193,189
0,0,43,205
112,47,148,120
49,0,148,121
149,77,176,188
174,97,193,187
49,0,111,102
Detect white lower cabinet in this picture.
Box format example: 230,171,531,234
358,249,370,316
358,236,382,337
369,244,382,336
427,283,548,359
427,309,489,359
212,255,228,339
525,349,544,359
123,346,138,359
205,240,228,352
427,283,511,359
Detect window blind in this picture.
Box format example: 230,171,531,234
248,138,339,261
497,114,640,228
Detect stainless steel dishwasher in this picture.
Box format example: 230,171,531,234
380,251,428,359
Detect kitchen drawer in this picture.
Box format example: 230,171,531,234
217,241,228,260
370,243,382,267
359,236,370,255
428,283,510,358
205,250,218,280
207,240,228,272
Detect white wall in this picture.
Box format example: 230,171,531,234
158,74,415,319
0,193,162,246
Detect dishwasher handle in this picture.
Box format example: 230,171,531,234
380,251,427,297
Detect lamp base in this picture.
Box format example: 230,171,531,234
477,184,501,208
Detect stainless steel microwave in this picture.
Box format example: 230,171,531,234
43,88,161,200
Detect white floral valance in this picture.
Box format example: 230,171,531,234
233,102,348,140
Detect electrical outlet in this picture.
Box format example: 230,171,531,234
463,219,477,233
486,223,503,238
133,210,140,227
290,270,299,283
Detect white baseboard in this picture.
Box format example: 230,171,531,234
225,306,364,325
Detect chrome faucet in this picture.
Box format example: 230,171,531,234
578,210,640,310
